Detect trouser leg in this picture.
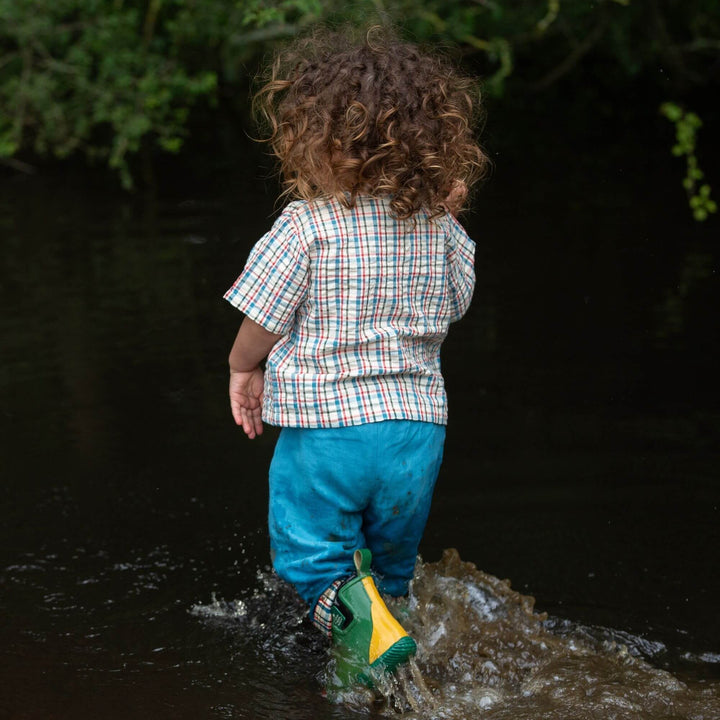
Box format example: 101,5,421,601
268,426,369,610
363,421,445,596
268,421,445,620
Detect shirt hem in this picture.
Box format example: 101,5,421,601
261,410,448,429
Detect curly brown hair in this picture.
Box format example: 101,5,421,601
253,26,489,219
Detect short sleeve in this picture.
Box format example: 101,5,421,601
444,215,476,322
223,207,309,335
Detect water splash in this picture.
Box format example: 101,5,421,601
376,549,720,719
190,593,248,620
191,550,720,719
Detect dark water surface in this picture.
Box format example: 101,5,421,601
1,104,719,718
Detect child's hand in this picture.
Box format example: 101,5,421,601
229,367,265,439
443,180,468,217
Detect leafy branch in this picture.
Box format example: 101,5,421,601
0,1,219,187
660,103,717,222
0,0,718,199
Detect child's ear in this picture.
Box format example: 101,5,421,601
443,180,468,216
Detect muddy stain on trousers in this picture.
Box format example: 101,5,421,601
268,420,446,610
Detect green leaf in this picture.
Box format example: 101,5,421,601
158,136,183,152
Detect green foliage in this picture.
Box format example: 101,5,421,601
241,0,323,28
660,102,717,222
0,0,718,201
0,0,218,187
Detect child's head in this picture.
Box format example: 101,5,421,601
254,26,488,219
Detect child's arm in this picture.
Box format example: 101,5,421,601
228,317,283,439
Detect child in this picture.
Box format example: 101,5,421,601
224,26,487,686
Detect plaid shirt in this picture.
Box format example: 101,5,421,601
224,195,475,428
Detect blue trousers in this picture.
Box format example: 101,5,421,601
268,420,445,610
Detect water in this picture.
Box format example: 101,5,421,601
1,100,719,717
396,551,718,718
192,550,720,719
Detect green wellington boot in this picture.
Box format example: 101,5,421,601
330,549,417,688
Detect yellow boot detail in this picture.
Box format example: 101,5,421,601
361,576,409,664
330,549,417,688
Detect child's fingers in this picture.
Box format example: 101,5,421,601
241,407,254,438
228,370,264,437
230,395,245,426
240,406,263,439
251,411,264,437
249,405,263,437
231,402,242,426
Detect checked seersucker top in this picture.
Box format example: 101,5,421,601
224,195,475,428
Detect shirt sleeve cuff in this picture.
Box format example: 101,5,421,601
224,288,292,335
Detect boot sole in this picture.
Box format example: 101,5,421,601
370,635,417,674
